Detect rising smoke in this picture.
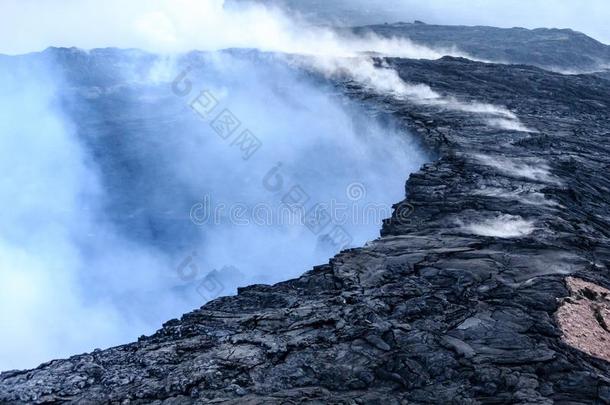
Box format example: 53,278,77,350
0,0,527,370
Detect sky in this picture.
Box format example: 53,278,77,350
262,0,610,44
0,0,609,55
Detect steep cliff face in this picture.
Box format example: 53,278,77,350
2,48,610,404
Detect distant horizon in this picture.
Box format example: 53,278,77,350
2,20,608,58
236,0,610,45
1,0,609,55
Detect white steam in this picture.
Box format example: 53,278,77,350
0,64,164,369
461,214,536,238
0,48,428,370
473,154,560,184
0,0,529,371
2,0,529,130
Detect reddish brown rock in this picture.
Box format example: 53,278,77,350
557,277,610,363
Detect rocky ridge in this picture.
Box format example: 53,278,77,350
352,22,610,73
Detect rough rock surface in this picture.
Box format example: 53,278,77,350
2,49,610,404
557,277,610,363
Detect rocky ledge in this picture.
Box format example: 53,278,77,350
352,22,610,73
2,55,610,404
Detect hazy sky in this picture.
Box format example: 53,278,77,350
0,0,609,55
261,0,610,43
